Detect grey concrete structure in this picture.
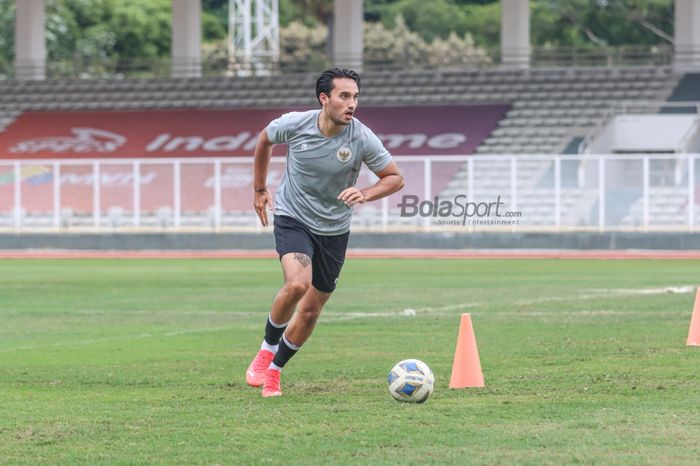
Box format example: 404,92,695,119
171,0,202,77
14,0,46,80
333,0,363,70
501,0,530,69
674,0,700,71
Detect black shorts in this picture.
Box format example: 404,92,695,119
273,215,349,293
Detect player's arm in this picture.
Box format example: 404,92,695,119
338,161,404,207
253,128,275,226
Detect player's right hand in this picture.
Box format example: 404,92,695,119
254,189,274,226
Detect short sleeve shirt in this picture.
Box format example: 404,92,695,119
266,109,393,235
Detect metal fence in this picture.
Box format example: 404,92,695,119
0,45,674,80
0,154,698,233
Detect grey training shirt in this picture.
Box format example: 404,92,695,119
266,109,393,235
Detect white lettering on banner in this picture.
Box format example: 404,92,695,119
377,133,467,150
144,132,259,153
6,128,469,156
146,133,171,152
203,133,251,151
427,133,467,149
164,137,205,152
9,128,127,154
379,134,427,149
60,171,157,186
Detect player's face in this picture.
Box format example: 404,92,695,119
323,78,359,126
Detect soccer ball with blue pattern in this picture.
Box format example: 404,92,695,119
387,359,435,403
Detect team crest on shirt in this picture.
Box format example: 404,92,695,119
336,148,352,163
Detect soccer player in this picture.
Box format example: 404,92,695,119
246,68,404,397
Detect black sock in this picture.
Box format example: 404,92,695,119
264,315,287,345
272,334,300,368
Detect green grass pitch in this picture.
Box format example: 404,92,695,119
1,258,700,464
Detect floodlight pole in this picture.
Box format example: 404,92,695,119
229,0,280,75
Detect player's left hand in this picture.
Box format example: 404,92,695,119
337,187,367,207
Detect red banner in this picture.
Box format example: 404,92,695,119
0,105,510,159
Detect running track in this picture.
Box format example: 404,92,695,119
1,249,700,260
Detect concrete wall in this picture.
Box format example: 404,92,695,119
586,115,700,154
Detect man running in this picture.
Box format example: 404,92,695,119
245,68,404,397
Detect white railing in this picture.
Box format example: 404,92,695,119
0,154,698,233
0,45,673,80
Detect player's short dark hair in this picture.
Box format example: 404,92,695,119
316,68,361,105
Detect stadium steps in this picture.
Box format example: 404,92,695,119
0,66,678,143
666,73,700,103
620,187,693,227
474,66,678,155
439,155,603,227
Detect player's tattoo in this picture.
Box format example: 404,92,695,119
293,253,311,267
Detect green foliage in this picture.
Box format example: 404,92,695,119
0,0,675,76
367,0,672,48
532,0,673,48
201,0,228,35
5,0,225,67
41,0,172,61
278,20,329,71
364,15,491,67
461,1,501,47
202,11,226,42
277,15,492,71
280,0,317,27
0,0,15,75
375,0,472,42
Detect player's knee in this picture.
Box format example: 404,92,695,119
297,303,321,323
285,279,311,298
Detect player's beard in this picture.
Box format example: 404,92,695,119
332,110,353,126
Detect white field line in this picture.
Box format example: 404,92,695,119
2,286,695,351
586,286,696,295
513,285,696,306
324,307,689,322
0,326,242,353
324,285,696,322
322,302,482,322
479,309,688,318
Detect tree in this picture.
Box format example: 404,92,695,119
0,0,676,79
532,0,673,48
278,20,328,72
281,14,491,70
370,0,473,42
0,0,14,76
287,0,334,61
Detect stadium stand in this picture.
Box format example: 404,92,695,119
475,66,677,154
0,65,678,156
666,72,700,104
621,186,690,228
0,65,694,231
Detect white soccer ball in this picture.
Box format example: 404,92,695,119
387,359,435,403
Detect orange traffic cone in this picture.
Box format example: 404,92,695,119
687,288,700,346
449,313,485,388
